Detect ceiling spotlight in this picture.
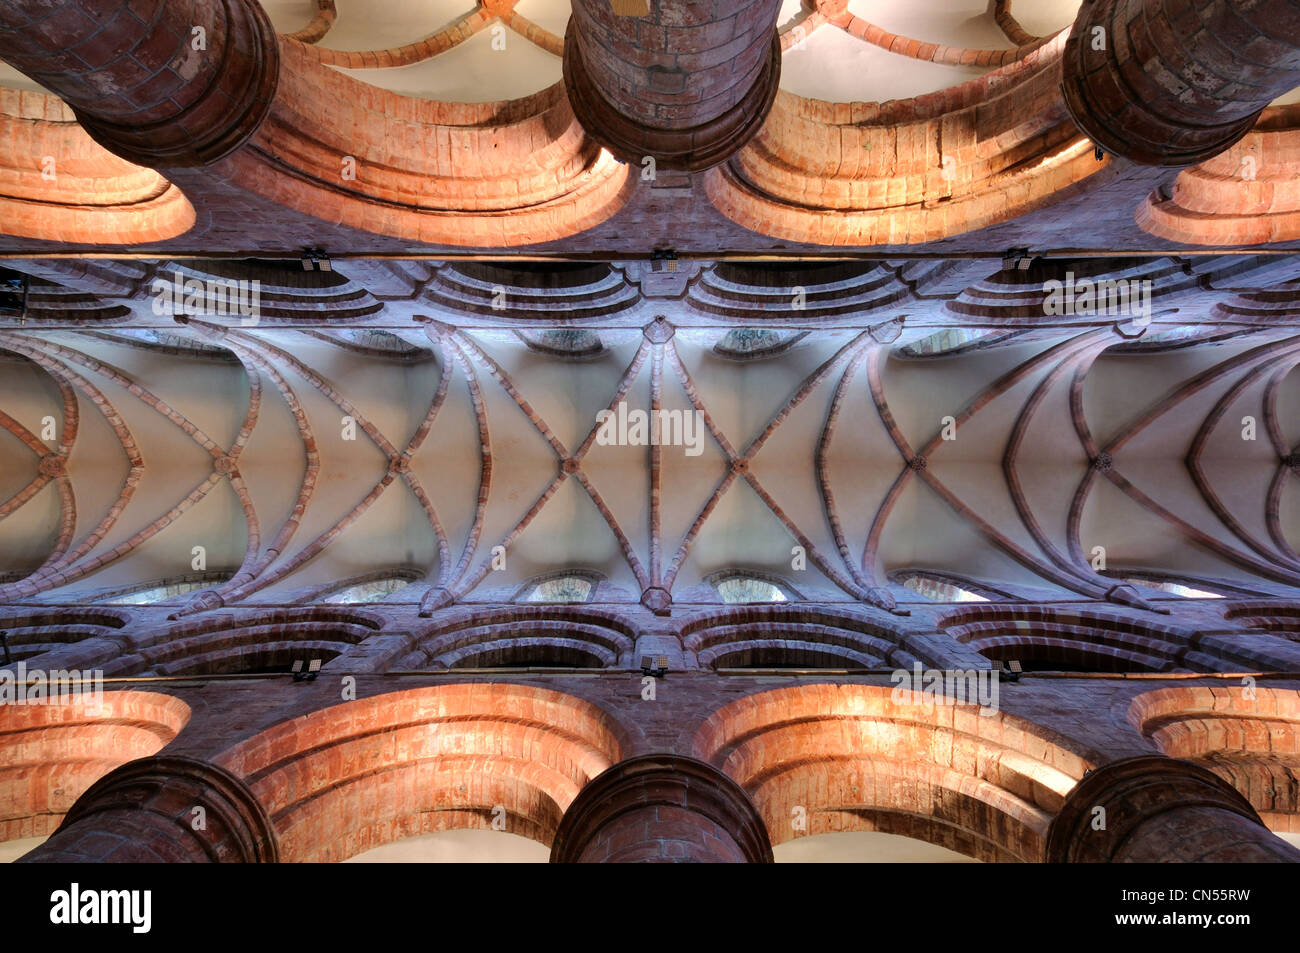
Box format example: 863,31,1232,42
650,249,678,273
301,248,331,271
1002,248,1032,271
291,658,322,682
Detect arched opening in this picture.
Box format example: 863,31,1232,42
0,267,25,316
1101,571,1229,600
91,575,232,606
893,571,993,603
681,605,906,671
214,684,624,862
321,576,415,604
0,90,195,245
517,573,599,604
1130,686,1300,841
695,683,1090,862
0,690,190,861
1224,602,1300,639
896,328,1021,358
688,261,900,321
712,573,795,604
713,329,809,360
404,606,633,671
444,641,610,670
941,606,1191,674
225,48,632,249
431,262,635,319
1122,579,1223,599
0,609,129,665
125,608,382,677
517,330,605,360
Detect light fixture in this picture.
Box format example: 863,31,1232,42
291,658,322,682
650,249,678,273
301,248,332,272
640,655,669,678
1002,247,1033,271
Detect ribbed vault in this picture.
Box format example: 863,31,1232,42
0,316,1298,621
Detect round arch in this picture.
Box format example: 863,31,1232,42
0,690,189,852
694,683,1091,862
214,683,624,862
1130,685,1300,836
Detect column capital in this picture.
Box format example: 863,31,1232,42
551,754,773,863
562,2,782,172
1045,755,1291,863
0,0,280,168
1061,0,1300,166
21,755,278,863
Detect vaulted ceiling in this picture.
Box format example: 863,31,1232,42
2,254,1299,611
1,1,1300,611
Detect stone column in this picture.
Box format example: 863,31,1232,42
550,754,773,863
1046,755,1300,863
563,0,782,171
1062,0,1300,165
0,0,279,167
18,756,278,863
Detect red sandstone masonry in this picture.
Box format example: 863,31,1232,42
564,0,782,169
1062,0,1300,166
0,0,280,168
3,664,1300,862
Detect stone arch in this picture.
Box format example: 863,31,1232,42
214,684,624,862
894,328,1029,359
218,45,633,248
705,34,1102,246
429,262,637,320
1129,685,1300,835
0,89,194,245
888,569,1010,603
1223,602,1300,640
706,568,804,605
1108,570,1259,600
939,605,1193,673
513,570,604,605
685,261,906,322
945,257,1192,326
0,608,129,666
304,569,423,606
400,606,636,671
694,683,1090,862
679,604,928,671
121,607,384,677
164,260,383,324
0,690,189,848
679,605,910,670
1137,108,1300,245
